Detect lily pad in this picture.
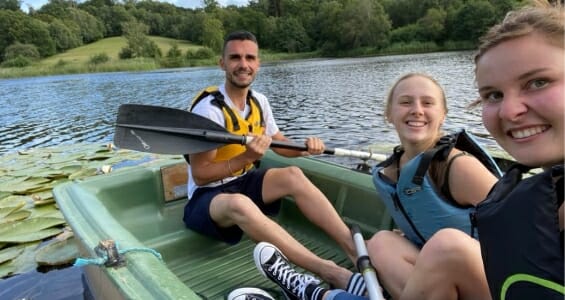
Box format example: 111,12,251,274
8,242,40,275
0,228,63,243
35,237,79,266
0,209,31,224
0,245,24,264
0,191,11,200
0,195,33,209
0,261,16,278
0,217,66,243
0,206,23,219
0,177,51,194
29,204,63,219
68,168,98,180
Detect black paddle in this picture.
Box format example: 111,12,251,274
114,104,386,161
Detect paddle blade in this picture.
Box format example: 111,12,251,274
114,104,226,155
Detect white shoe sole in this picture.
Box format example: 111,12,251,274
227,287,274,300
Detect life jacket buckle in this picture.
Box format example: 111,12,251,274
404,186,421,195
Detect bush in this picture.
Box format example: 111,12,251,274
4,42,40,61
186,47,215,60
141,41,162,59
1,55,32,68
89,53,110,65
119,47,134,59
54,59,68,68
166,44,182,59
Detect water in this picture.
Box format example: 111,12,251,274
0,51,499,166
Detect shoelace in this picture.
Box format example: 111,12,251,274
269,255,320,300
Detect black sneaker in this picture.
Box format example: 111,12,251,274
227,287,275,300
254,242,320,300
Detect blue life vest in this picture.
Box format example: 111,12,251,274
474,164,564,300
372,129,502,246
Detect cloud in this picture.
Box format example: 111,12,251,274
21,0,249,12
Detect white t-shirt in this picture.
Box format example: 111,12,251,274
187,83,279,198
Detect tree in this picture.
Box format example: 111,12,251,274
4,42,40,60
417,7,446,42
273,17,310,52
201,16,223,52
449,0,496,42
0,10,56,60
48,18,82,51
120,20,161,59
0,0,21,11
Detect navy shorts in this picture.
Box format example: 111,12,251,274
183,169,281,245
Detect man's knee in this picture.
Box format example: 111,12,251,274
214,193,257,216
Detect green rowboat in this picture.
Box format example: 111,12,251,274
53,151,392,300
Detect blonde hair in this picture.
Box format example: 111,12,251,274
384,72,447,121
469,0,564,108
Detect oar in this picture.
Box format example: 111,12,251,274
114,104,386,161
351,224,385,300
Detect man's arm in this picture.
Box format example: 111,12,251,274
190,134,271,186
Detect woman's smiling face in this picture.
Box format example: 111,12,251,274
477,33,564,168
387,75,446,148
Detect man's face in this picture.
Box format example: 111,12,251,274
220,39,260,89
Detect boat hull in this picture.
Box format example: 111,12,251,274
54,151,392,299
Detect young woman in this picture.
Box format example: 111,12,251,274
472,0,564,298
365,73,501,299
253,73,501,300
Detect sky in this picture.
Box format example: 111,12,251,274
20,0,250,12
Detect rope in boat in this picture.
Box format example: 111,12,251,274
74,239,162,267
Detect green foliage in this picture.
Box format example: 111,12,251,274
4,42,40,61
88,52,110,65
0,0,20,11
37,1,105,44
0,10,56,61
201,17,224,52
417,8,447,42
48,19,82,51
272,17,310,53
0,0,524,76
118,47,134,59
449,0,497,42
166,43,182,58
390,24,420,44
0,56,32,68
120,20,161,59
160,45,185,68
186,47,214,60
54,59,68,68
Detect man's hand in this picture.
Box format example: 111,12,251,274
245,134,272,160
304,137,325,155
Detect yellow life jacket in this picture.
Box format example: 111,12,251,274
190,86,265,175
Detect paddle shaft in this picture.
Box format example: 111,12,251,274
117,123,386,161
114,104,386,161
351,224,385,300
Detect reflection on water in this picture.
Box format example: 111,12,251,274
0,51,500,166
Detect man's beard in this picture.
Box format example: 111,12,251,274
227,73,254,89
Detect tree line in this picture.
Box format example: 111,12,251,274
0,0,525,67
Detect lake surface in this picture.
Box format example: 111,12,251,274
0,51,500,167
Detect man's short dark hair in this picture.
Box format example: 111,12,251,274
222,31,258,54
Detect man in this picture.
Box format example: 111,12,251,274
183,30,365,299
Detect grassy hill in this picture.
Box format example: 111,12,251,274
40,36,203,66
0,36,213,78
0,36,317,79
